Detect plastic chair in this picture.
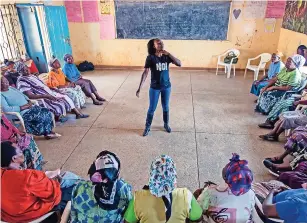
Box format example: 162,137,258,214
216,49,240,79
4,100,56,133
254,196,284,223
280,78,307,101
244,53,272,81
38,73,49,84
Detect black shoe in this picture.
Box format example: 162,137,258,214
143,127,150,136
164,123,172,133
163,111,171,133
259,134,278,141
258,122,274,129
264,157,283,164
143,113,153,137
263,160,280,177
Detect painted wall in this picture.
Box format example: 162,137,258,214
67,1,283,69
277,28,307,60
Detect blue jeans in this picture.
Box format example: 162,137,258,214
148,87,171,115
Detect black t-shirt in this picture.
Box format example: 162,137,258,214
144,55,174,89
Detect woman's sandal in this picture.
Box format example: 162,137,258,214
96,97,106,102
93,101,103,105
259,134,278,141
263,160,280,177
76,114,90,119
264,157,283,164
45,133,61,140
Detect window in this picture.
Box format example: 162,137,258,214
0,4,26,64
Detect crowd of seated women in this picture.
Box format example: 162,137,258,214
1,143,305,223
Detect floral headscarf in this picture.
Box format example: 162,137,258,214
224,153,253,196
149,155,177,197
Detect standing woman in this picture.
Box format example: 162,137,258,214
136,39,181,136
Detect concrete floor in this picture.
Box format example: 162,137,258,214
36,69,285,192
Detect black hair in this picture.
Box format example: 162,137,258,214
4,59,14,66
1,141,17,167
88,150,121,178
147,38,162,55
297,45,307,56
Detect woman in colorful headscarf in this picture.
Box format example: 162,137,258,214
1,114,44,170
16,63,89,121
1,76,59,139
124,155,202,223
62,54,106,105
255,54,305,114
47,57,86,109
71,150,132,222
3,59,19,87
250,53,284,98
197,153,255,223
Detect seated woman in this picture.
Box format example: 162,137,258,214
3,59,19,87
250,53,284,97
124,155,202,223
297,45,307,66
262,187,307,223
47,57,86,109
1,76,59,139
1,114,44,170
62,54,106,105
259,110,307,141
14,54,39,76
1,141,79,223
16,63,89,121
263,126,307,184
71,150,132,222
255,54,305,114
259,89,307,129
196,153,255,223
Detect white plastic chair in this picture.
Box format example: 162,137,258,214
216,49,240,78
244,53,272,81
254,196,284,222
4,100,56,133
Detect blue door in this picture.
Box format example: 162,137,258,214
44,6,72,66
17,6,48,73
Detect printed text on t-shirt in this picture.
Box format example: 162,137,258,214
156,62,168,71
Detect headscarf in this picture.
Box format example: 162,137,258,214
1,141,17,167
88,150,121,209
291,54,306,68
224,153,253,196
149,155,177,197
63,54,72,62
48,57,58,68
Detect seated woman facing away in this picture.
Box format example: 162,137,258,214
1,76,59,139
250,52,284,98
47,57,86,109
255,54,305,114
124,155,202,223
262,187,307,223
259,109,307,141
258,89,307,129
195,153,255,223
16,63,89,121
62,54,106,105
3,59,20,87
71,150,132,223
1,114,44,170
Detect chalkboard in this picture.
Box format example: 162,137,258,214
115,1,231,40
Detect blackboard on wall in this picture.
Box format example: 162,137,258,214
115,1,231,40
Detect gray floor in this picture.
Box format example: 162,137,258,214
36,69,285,192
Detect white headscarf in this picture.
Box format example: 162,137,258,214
291,54,306,68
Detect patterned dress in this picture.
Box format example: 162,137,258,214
17,75,76,117
70,180,132,223
47,69,86,109
1,115,43,170
255,68,302,114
